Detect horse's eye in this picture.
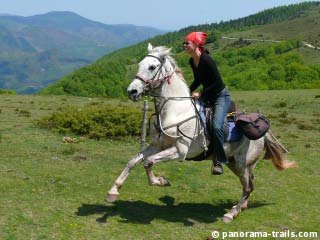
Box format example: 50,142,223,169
148,65,156,71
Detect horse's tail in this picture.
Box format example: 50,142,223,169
263,131,297,170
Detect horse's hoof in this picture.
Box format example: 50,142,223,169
106,193,119,203
223,213,234,223
160,176,171,186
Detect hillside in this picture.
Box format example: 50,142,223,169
0,90,319,239
42,2,320,97
0,11,165,93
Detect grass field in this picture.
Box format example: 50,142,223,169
0,90,319,240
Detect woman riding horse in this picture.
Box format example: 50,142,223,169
184,31,231,175
107,43,295,222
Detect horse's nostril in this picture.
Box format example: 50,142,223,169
128,89,138,96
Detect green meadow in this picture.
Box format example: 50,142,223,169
0,89,319,240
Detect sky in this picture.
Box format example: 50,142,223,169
0,0,312,30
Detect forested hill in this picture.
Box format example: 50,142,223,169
42,2,320,97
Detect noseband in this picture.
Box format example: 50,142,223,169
135,54,175,90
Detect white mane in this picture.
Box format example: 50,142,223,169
149,46,182,77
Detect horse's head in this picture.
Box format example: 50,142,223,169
127,43,174,101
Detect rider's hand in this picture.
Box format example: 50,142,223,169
192,92,201,99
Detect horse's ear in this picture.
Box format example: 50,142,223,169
147,43,153,52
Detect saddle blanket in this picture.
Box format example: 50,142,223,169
199,102,242,142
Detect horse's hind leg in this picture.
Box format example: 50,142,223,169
223,165,255,223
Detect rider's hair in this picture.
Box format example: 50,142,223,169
202,47,210,54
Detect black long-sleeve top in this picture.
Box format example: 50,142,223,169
189,53,225,103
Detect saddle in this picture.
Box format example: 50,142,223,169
189,101,240,161
199,101,242,143
199,100,270,142
189,101,270,161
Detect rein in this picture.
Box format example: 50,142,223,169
151,96,206,145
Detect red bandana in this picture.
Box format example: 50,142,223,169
185,32,208,46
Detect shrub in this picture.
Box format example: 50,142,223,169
15,109,31,117
36,104,145,139
0,89,16,95
272,101,287,108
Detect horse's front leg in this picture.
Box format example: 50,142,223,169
106,146,158,203
144,146,181,187
106,153,144,202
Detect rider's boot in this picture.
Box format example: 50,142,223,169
211,160,223,175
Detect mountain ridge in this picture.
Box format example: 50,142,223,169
0,11,166,93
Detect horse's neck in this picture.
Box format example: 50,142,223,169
156,72,194,121
160,72,190,98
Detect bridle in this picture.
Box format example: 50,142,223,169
135,54,175,91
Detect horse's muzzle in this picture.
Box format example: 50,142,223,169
127,89,141,101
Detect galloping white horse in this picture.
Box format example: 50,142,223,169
106,44,295,222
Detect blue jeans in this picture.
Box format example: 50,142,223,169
210,88,231,163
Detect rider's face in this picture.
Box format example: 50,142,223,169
183,41,197,54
